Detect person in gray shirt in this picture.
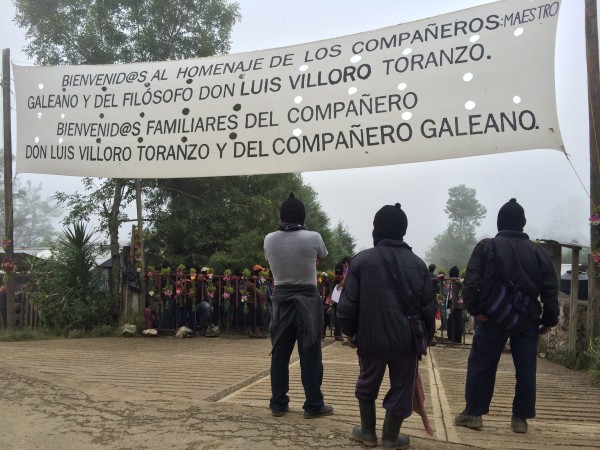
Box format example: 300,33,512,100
264,192,333,419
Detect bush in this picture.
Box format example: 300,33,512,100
25,222,118,334
589,337,600,381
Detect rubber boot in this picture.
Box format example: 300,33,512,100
352,400,377,447
381,413,410,449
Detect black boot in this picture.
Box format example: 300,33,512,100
352,400,377,447
381,413,410,449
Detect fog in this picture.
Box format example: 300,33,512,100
0,0,593,261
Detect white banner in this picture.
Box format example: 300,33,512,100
13,0,563,179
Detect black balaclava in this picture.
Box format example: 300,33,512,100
497,198,526,232
279,192,306,226
372,203,408,246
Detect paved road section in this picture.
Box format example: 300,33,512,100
0,334,598,449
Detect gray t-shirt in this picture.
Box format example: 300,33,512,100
264,229,328,286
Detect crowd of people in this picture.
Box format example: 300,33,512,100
427,264,471,344
145,264,275,338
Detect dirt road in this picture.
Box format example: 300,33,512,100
0,335,598,449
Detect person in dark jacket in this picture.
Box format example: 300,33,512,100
264,193,333,419
337,203,435,449
455,198,559,434
446,266,464,343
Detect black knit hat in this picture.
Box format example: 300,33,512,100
497,198,526,232
449,266,460,278
280,192,306,225
372,203,408,245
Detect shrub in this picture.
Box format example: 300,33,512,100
26,222,118,334
589,337,600,381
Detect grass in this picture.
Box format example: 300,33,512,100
547,349,591,371
0,325,119,341
0,328,60,342
538,335,592,372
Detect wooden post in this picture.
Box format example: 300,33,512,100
2,49,15,330
586,0,600,351
590,254,598,363
568,249,579,353
135,179,146,317
540,241,562,288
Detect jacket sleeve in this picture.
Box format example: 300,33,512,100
537,249,559,327
463,240,488,316
337,266,359,338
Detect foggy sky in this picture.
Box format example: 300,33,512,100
0,0,593,263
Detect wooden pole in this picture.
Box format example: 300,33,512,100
2,49,15,330
585,0,600,351
135,179,146,318
568,249,579,353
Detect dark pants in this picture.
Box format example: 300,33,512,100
333,303,341,337
263,303,272,333
322,303,341,337
465,320,538,419
447,310,464,343
355,353,418,419
270,311,324,412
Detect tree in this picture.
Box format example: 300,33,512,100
426,184,487,270
0,149,60,247
14,0,241,65
14,0,241,307
143,174,355,272
325,220,356,265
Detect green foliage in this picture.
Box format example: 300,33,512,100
26,222,116,333
589,337,600,379
444,184,487,236
144,175,355,269
322,220,356,266
427,230,476,273
427,184,486,270
547,349,590,371
14,0,241,65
